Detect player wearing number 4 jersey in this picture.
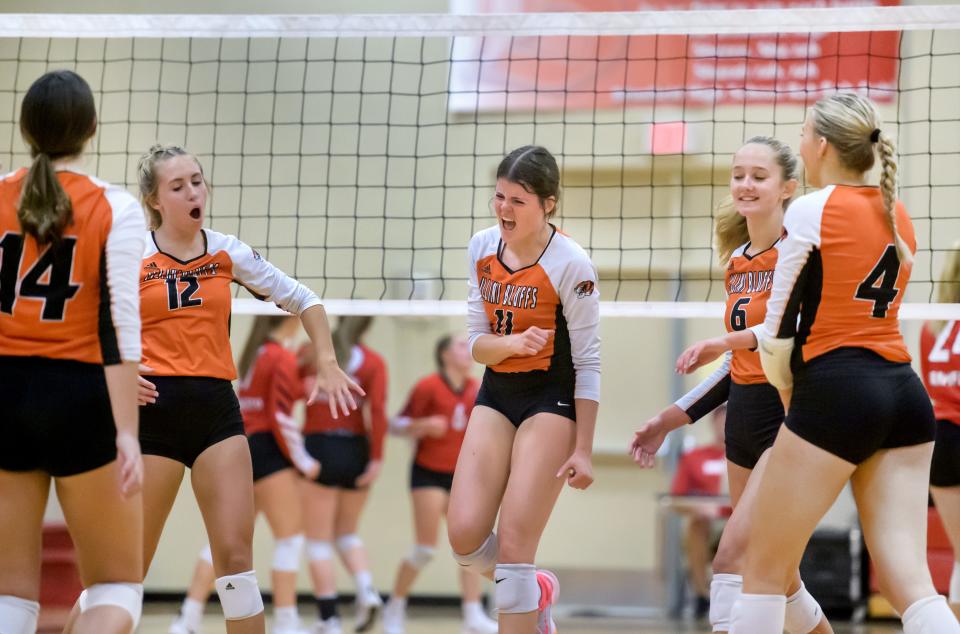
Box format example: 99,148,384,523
0,70,145,634
129,145,363,634
631,137,833,634
448,146,601,634
728,94,958,633
924,246,960,618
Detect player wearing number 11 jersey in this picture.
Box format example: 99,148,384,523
448,146,600,634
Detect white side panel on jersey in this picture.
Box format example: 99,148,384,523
207,230,321,316
466,226,500,353
540,232,602,402
760,186,830,389
102,187,147,363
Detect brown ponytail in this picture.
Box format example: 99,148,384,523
332,316,374,366
17,70,97,245
237,315,290,379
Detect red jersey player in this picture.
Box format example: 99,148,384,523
382,334,497,634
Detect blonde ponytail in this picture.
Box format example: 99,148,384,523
714,195,749,266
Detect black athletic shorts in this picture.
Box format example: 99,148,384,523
0,356,117,477
725,382,784,470
248,431,294,482
304,432,369,490
139,376,245,467
931,420,960,488
410,462,454,491
785,348,935,465
475,366,576,428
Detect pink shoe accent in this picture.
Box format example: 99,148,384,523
536,569,559,610
536,569,559,633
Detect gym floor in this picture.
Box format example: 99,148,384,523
133,602,906,633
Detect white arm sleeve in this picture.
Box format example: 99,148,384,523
103,189,146,364
558,255,601,402
466,236,491,354
224,234,322,315
760,189,827,390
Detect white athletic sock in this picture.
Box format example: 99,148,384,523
462,599,486,622
386,596,406,613
274,605,298,626
355,570,373,592
729,593,786,634
903,595,960,634
181,597,205,625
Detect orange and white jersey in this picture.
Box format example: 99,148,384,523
761,185,915,388
467,225,601,401
141,229,321,380
920,321,960,424
726,240,780,384
0,167,144,365
675,238,780,421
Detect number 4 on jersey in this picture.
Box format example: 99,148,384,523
855,244,901,319
0,232,80,321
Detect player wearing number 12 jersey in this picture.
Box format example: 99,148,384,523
132,144,362,634
447,146,600,634
729,94,954,633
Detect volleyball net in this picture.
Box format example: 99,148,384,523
1,4,958,319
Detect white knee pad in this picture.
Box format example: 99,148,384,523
951,561,960,604
729,593,786,634
784,582,823,634
709,573,742,632
452,532,498,577
903,595,960,634
82,583,144,628
336,533,363,554
405,544,436,570
307,540,334,562
272,534,305,572
199,544,213,565
0,595,40,634
215,570,264,620
493,563,540,614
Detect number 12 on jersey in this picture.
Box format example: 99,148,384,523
166,275,202,310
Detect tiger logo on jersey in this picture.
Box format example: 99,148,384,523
575,280,595,298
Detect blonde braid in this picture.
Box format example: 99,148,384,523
875,131,912,266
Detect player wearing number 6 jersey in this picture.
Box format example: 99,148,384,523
0,70,146,634
631,137,832,634
131,145,363,634
447,145,601,634
383,334,497,634
924,245,960,618
729,94,958,633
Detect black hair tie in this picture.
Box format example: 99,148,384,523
870,128,881,143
